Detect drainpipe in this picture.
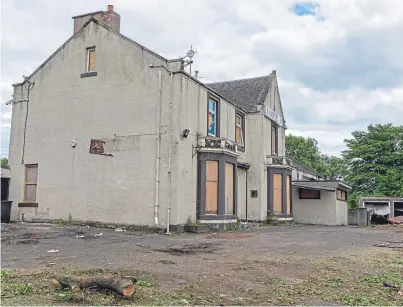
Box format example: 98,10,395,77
154,71,163,227
246,169,248,222
166,72,174,235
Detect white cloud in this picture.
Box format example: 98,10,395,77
1,0,403,157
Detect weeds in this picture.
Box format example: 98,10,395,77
54,290,74,302
136,279,153,287
185,216,199,226
55,220,70,226
1,270,10,278
360,273,403,285
341,293,376,306
11,283,33,295
327,276,345,284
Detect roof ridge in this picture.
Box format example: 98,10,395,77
71,10,105,19
206,74,272,85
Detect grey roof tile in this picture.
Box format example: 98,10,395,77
205,75,273,112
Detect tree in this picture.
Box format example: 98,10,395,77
320,154,348,180
1,158,8,167
342,124,403,199
285,135,324,171
285,135,347,180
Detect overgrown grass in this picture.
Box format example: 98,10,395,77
1,250,403,306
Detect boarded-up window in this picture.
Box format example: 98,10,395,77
87,47,95,72
271,125,277,155
337,189,347,201
299,188,320,199
225,162,234,215
286,175,291,214
235,114,244,147
206,161,218,214
273,174,282,213
24,165,38,202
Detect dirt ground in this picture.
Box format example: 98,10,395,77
1,222,403,306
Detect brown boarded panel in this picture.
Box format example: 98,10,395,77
225,163,234,215
286,175,291,214
25,184,37,202
88,49,95,71
273,174,282,213
206,161,218,181
206,181,218,214
236,126,241,144
26,165,38,183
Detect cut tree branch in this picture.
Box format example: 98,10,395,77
52,275,135,296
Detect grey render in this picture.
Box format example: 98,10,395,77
8,9,294,228
292,180,350,225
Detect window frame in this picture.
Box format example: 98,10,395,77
337,188,348,201
86,47,96,72
271,124,278,155
24,164,38,202
207,95,220,137
235,112,245,150
299,188,320,199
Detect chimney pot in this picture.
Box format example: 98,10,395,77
107,5,114,12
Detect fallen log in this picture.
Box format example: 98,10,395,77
52,275,135,296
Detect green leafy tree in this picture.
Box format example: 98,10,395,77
1,158,8,167
285,135,347,180
342,124,403,201
285,135,324,171
321,154,348,180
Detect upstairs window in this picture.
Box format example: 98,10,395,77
235,113,244,147
24,164,38,202
271,125,278,155
208,98,218,136
87,47,95,72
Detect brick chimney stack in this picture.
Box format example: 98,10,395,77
72,5,121,34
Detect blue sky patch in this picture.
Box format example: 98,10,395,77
291,2,318,16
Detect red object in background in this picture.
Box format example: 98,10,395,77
388,216,403,224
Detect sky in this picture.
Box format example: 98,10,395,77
1,0,403,158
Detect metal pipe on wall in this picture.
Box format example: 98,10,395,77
166,72,174,235
154,71,162,227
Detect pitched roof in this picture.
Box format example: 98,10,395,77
205,75,273,112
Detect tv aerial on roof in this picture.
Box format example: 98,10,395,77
181,45,197,75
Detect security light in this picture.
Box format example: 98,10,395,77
182,129,190,138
